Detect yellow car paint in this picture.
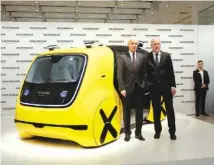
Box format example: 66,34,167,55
15,46,123,147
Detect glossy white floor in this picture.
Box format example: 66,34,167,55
1,113,214,165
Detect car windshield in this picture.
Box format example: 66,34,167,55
25,55,84,84
20,55,86,107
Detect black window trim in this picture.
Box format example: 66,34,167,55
20,53,87,108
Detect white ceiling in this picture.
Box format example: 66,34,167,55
1,1,214,24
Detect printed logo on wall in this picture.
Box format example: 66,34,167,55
16,60,32,63
181,101,195,103
2,26,19,29
108,28,124,31
180,53,195,56
57,27,73,30
96,34,112,37
180,77,193,79
180,89,194,91
169,47,183,49
157,29,172,31
174,95,184,98
180,41,195,43
176,83,184,86
2,40,19,43
172,59,183,62
133,28,148,31
180,29,194,31
16,33,33,36
16,47,34,49
70,33,87,36
161,41,172,43
57,40,74,43
180,65,195,67
43,33,60,36
145,34,160,37
2,67,19,70
168,35,183,37
16,73,26,76
83,27,99,30
2,53,19,56
30,27,46,30
174,71,184,74
29,40,47,43
121,34,136,37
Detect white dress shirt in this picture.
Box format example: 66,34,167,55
153,51,161,63
152,51,176,90
129,51,136,62
199,69,204,84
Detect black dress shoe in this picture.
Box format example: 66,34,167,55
154,133,160,139
170,134,177,140
202,112,209,116
135,134,145,141
124,134,130,141
196,114,200,117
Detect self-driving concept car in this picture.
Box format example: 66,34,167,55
15,44,123,147
15,43,166,147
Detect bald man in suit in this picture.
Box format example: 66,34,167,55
117,39,147,142
145,38,177,140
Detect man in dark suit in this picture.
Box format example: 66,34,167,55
145,38,177,140
117,39,147,142
193,60,210,116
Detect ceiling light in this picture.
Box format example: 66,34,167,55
76,9,79,12
200,13,203,16
78,2,81,5
166,5,169,8
35,1,38,3
36,9,39,12
121,3,123,6
210,7,213,10
151,11,154,14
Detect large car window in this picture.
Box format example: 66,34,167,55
25,55,84,83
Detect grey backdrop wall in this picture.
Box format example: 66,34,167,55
0,22,214,116
198,25,214,114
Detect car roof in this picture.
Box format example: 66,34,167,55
38,46,111,56
38,45,148,57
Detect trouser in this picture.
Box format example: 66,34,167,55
195,89,207,115
149,83,176,135
123,84,144,135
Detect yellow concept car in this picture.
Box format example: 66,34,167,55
15,44,123,147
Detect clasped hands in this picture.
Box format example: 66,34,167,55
201,84,206,88
121,88,176,97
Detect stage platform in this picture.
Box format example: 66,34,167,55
1,113,214,165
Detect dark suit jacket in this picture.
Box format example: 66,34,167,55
193,69,210,91
146,51,176,88
117,51,147,93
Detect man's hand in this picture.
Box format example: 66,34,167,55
121,90,127,97
201,84,206,88
171,87,176,96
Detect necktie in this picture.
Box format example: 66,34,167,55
132,52,136,71
155,53,159,67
